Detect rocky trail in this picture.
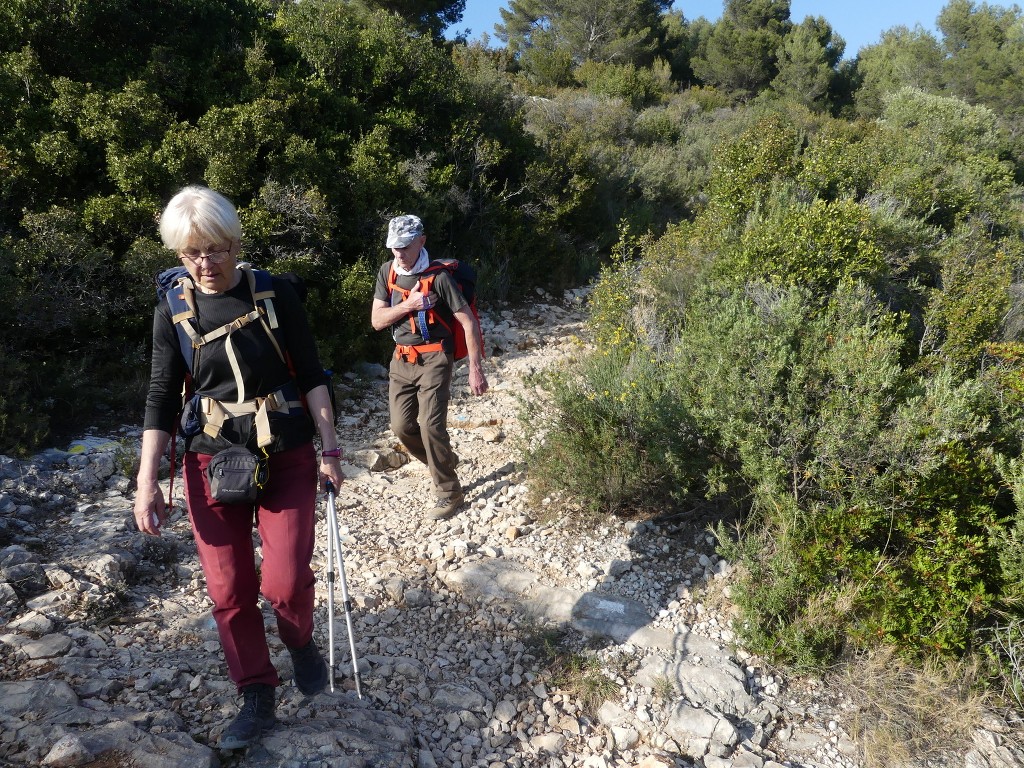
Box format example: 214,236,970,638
2,289,1023,768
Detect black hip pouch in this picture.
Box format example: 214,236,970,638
206,446,269,503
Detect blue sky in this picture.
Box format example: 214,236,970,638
450,0,952,59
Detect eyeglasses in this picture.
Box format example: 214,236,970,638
180,245,232,264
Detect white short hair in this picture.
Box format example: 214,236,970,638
158,185,242,251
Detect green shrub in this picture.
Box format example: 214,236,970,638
722,192,886,291
574,60,669,110
520,245,707,514
677,281,1010,662
0,345,47,456
921,226,1016,372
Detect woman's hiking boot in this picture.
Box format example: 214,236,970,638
288,639,328,696
218,683,276,750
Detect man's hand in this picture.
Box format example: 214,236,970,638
468,364,489,396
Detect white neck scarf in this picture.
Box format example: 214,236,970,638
392,247,429,276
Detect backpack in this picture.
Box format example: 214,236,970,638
386,258,483,361
153,263,330,509
154,262,310,444
155,262,291,379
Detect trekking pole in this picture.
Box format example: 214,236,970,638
324,481,337,693
325,481,363,698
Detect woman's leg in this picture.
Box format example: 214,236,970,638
254,442,318,648
184,452,278,691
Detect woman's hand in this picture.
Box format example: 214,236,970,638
133,481,166,536
320,456,343,492
134,429,171,536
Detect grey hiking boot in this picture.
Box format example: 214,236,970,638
428,493,465,520
288,639,328,696
218,683,276,750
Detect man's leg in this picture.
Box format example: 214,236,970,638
417,352,462,500
389,357,428,465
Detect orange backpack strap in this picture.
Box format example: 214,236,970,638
388,265,442,340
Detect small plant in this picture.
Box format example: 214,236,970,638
523,625,618,715
113,437,140,477
986,619,1024,713
652,675,677,704
80,581,133,628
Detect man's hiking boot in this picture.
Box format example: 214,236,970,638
428,493,465,521
218,683,276,750
288,639,328,696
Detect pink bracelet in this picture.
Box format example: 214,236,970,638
321,448,342,458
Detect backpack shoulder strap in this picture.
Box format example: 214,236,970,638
387,264,407,297
158,266,201,370
247,266,278,325
240,263,286,365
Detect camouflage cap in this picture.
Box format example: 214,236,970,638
386,214,424,248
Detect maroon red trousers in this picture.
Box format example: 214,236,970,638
183,442,318,690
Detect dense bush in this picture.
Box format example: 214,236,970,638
0,0,609,453
525,88,1024,673
678,283,1010,661
520,237,708,514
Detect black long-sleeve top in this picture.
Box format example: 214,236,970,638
143,273,326,454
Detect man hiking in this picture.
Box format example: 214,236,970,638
370,214,488,520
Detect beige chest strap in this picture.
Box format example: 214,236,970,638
173,264,286,403
197,388,303,448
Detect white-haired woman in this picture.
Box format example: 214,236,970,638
133,185,343,749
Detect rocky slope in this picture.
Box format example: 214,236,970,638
1,289,1023,768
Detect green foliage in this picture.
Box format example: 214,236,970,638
938,0,1024,119
853,27,944,118
497,0,671,74
0,348,45,457
701,112,801,230
795,118,876,200
362,0,468,40
692,0,793,97
770,16,843,111
1,206,151,449
725,193,886,291
992,457,1024,608
317,255,383,367
873,88,1016,232
678,282,1008,660
520,350,685,515
0,243,47,454
521,243,707,514
658,10,706,85
921,226,1015,371
574,60,669,110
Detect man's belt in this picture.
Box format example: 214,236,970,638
394,342,445,364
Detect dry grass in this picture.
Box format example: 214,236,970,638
838,646,992,768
